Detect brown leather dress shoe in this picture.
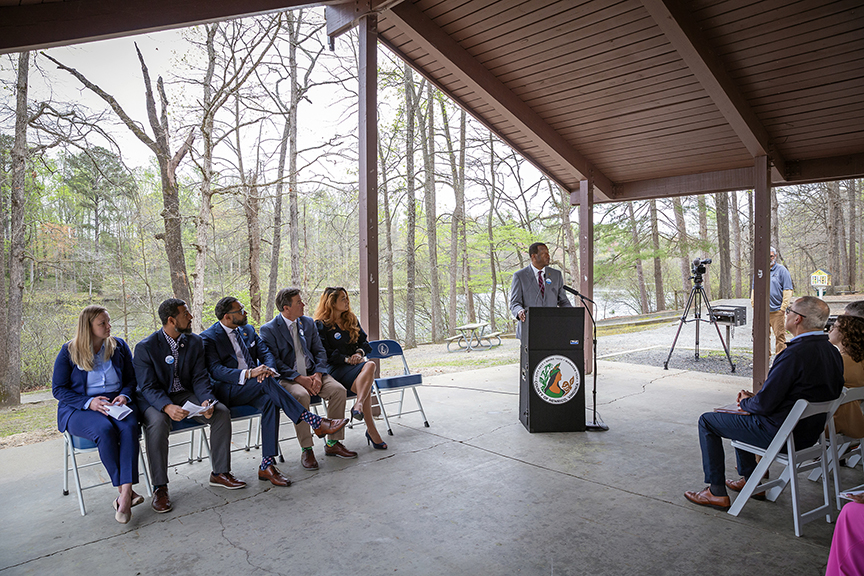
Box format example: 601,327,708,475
684,487,731,510
151,486,172,513
313,418,349,438
324,441,358,459
258,464,291,487
725,477,767,500
301,449,319,470
209,472,247,490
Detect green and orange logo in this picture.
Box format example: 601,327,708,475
532,355,580,404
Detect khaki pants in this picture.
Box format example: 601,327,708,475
769,310,787,355
279,374,346,448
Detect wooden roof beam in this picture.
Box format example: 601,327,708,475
0,0,319,55
384,1,615,199
641,0,787,181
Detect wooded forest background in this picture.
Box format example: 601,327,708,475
1,8,861,404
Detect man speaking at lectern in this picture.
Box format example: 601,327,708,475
510,242,572,340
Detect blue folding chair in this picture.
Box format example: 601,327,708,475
62,431,152,516
367,340,428,435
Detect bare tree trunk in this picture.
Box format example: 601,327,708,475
627,201,650,313
422,85,443,341
649,199,665,311
557,182,579,288
404,64,417,348
442,103,461,335
2,51,28,406
827,181,844,284
730,190,742,297
245,175,262,324
715,192,732,299
848,180,858,289
488,134,498,332
287,17,301,288
45,49,193,302
378,141,396,339
770,187,780,253
672,197,691,295
191,23,218,332
457,111,475,323
697,195,711,301
267,118,289,316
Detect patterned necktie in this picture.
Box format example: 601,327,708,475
538,270,545,298
232,329,254,370
289,321,308,377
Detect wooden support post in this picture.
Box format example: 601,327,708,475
358,14,379,342
752,156,770,391
578,179,594,375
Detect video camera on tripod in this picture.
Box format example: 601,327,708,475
690,258,712,284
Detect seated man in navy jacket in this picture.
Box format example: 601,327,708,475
260,287,355,470
685,296,844,510
201,297,348,487
134,298,243,513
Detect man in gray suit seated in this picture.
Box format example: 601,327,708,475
509,242,572,339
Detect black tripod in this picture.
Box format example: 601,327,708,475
663,276,735,372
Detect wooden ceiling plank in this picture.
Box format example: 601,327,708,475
383,1,615,197
640,0,786,180
785,153,864,183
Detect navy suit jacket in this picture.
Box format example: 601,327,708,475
200,321,276,386
52,337,136,432
740,332,843,443
133,329,215,413
259,314,330,381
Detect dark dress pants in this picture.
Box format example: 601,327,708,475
698,411,777,485
66,407,139,486
142,390,231,486
212,379,282,458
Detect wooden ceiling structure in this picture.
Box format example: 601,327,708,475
3,0,863,387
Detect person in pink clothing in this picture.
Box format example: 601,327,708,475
826,493,864,575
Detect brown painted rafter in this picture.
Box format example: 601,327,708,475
640,0,787,181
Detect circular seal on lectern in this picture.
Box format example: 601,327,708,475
532,355,580,404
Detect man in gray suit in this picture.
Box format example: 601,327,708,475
509,242,572,339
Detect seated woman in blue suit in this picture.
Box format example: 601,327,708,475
314,287,387,449
52,305,142,523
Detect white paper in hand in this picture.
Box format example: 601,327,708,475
181,400,218,418
104,403,133,421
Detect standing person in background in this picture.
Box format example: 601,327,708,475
52,305,142,523
509,242,572,340
752,247,794,355
314,287,388,450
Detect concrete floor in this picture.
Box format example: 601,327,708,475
0,360,857,575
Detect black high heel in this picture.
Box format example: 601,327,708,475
351,407,364,422
365,431,388,450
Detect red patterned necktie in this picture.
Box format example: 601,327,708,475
538,270,545,297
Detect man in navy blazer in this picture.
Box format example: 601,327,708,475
201,296,347,486
134,298,244,513
509,242,572,340
684,296,843,510
260,287,354,470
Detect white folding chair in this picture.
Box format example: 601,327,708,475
367,339,428,436
810,387,864,509
62,431,152,516
727,396,845,536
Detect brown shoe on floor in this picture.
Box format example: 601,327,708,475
313,418,349,438
258,465,291,487
209,472,247,490
301,449,319,470
151,486,172,513
725,477,767,500
684,487,731,510
324,441,358,459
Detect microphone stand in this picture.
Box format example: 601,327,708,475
563,286,608,431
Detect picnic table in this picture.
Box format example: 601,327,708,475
446,322,503,352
